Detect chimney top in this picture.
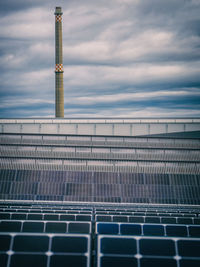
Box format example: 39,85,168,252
55,7,63,15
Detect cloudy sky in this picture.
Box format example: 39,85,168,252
0,0,200,118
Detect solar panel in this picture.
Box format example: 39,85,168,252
0,233,91,267
0,191,200,267
97,235,200,267
1,166,200,204
96,222,200,238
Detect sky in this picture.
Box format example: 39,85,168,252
0,0,200,118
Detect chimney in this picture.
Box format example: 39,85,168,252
54,7,64,118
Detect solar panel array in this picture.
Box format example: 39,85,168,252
0,133,200,204
0,132,200,266
0,169,199,204
0,202,200,267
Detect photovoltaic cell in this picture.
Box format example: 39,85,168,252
28,214,43,220
101,237,137,254
0,221,21,232
0,234,11,251
12,213,26,220
50,255,88,267
140,238,175,256
10,255,47,267
0,254,8,267
140,258,177,267
143,224,164,236
23,222,44,233
51,236,88,253
97,223,119,234
60,214,75,221
44,214,59,220
189,226,200,237
166,225,187,237
45,222,67,233
68,222,90,234
13,235,49,252
178,240,200,257
179,259,200,267
120,224,141,235
100,256,137,267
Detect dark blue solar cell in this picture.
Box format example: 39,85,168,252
44,214,59,220
22,222,44,233
28,214,42,220
113,216,128,222
0,221,21,232
96,216,112,222
76,215,91,221
140,258,177,267
143,224,164,236
10,254,47,267
100,256,137,267
120,224,141,235
18,209,29,213
101,237,137,254
180,259,200,267
51,236,88,253
97,223,119,234
5,209,16,212
60,214,75,221
50,255,87,267
189,226,200,237
178,240,200,257
12,213,26,220
0,213,10,219
145,217,160,223
177,218,193,224
140,239,175,256
161,217,176,224
45,222,66,233
166,225,187,237
193,219,200,225
159,213,169,216
134,212,145,216
0,254,8,267
146,213,157,216
68,222,90,234
129,216,144,223
0,235,11,251
13,235,49,252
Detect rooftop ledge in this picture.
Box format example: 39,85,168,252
0,117,200,124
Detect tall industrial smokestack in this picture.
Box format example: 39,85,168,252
54,7,64,118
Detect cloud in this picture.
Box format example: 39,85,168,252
0,0,200,118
